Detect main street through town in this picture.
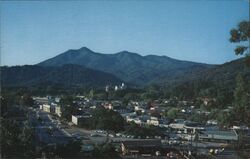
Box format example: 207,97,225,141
28,107,71,146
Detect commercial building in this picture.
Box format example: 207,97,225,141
55,106,62,117
42,104,55,113
72,115,91,125
199,130,238,143
121,139,162,156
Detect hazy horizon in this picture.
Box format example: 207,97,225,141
1,0,249,66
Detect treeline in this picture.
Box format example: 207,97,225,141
0,95,36,158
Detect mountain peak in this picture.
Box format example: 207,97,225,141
119,50,130,53
37,46,212,85
79,46,93,52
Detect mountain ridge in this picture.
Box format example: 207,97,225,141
1,64,123,87
39,47,210,65
38,47,213,85
2,47,249,94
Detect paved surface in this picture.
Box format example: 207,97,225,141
29,108,72,145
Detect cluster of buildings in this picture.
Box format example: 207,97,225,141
34,96,248,142
33,95,250,158
34,96,62,117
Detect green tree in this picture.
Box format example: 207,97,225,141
92,108,125,133
1,97,8,117
230,20,250,66
1,119,22,158
167,108,179,119
234,74,249,124
19,121,36,158
20,94,34,107
91,108,125,142
60,96,79,121
93,143,121,159
1,119,35,158
125,122,163,138
54,140,82,158
89,89,94,99
217,110,234,127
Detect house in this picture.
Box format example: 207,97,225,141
121,139,162,156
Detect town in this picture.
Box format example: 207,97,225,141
1,1,250,159
2,82,248,159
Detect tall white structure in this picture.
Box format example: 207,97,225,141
115,86,119,91
105,85,109,92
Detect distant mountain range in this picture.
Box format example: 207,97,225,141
1,47,249,89
38,47,212,85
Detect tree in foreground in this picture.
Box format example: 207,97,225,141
92,108,125,142
60,95,79,121
229,20,250,66
93,143,121,159
233,73,249,125
229,21,250,127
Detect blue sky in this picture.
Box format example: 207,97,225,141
1,0,249,66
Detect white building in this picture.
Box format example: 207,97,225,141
134,106,145,113
127,117,143,125
105,85,109,92
147,117,159,126
42,104,55,113
55,97,61,103
115,86,119,91
43,104,51,113
72,115,91,125
33,97,49,105
55,106,62,117
121,83,126,89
